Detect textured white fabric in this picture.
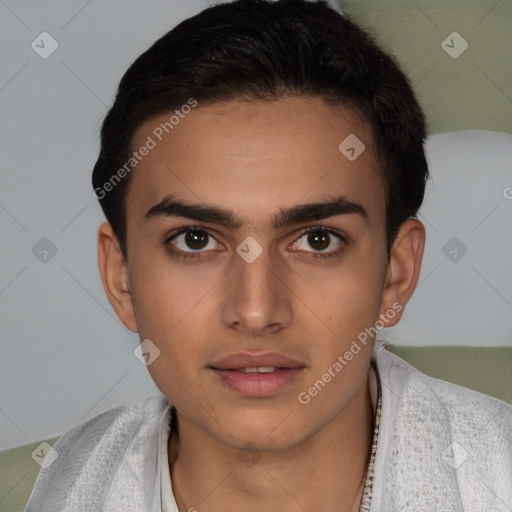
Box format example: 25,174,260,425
160,406,177,512
24,347,512,511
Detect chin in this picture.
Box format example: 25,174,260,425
213,409,309,451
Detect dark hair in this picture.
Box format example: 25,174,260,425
92,0,428,260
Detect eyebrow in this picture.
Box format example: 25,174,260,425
144,194,368,230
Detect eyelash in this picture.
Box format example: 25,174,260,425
163,226,347,261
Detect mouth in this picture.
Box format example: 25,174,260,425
209,352,306,397
226,366,287,373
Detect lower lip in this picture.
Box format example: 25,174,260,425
211,367,304,397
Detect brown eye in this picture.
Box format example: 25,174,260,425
168,229,221,253
307,230,330,251
291,227,346,258
184,230,209,250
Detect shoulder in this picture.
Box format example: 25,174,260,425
24,394,171,511
370,347,512,511
375,347,512,427
51,393,169,461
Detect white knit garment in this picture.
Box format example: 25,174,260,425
24,347,512,511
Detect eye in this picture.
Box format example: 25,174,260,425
166,228,223,256
291,227,346,258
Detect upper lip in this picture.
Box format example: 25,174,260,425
209,352,305,370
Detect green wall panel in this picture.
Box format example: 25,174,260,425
340,0,512,134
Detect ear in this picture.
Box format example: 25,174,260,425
379,219,425,327
97,222,138,332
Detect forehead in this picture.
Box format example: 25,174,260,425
126,96,385,230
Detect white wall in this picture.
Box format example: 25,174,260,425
0,0,226,452
382,130,512,348
1,0,510,451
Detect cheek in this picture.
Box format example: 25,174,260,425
130,250,223,339
313,257,385,331
129,280,211,404
141,304,207,407
143,322,215,425
299,274,381,407
129,252,216,357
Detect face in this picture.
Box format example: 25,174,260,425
101,96,418,452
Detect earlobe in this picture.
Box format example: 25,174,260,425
379,219,425,327
97,222,138,332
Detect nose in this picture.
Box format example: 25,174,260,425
221,241,293,337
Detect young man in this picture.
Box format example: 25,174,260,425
24,0,512,511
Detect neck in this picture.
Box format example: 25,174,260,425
169,372,374,512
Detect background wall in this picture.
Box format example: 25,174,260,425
1,0,510,451
340,0,512,346
342,0,512,134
